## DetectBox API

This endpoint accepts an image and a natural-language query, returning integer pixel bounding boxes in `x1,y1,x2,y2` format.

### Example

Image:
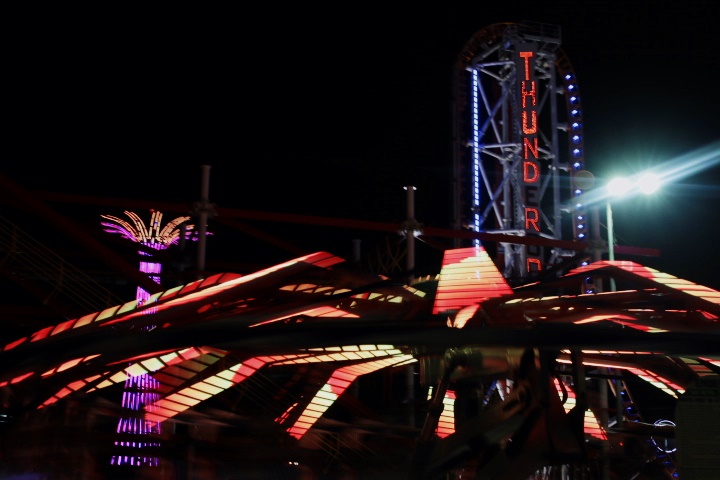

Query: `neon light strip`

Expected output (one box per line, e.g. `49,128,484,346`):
566,261,720,306
626,367,684,398
555,355,684,398
144,356,274,423
286,354,415,439
553,378,607,440
433,247,513,314
2,252,343,353
249,305,359,327
36,348,225,409
273,345,404,365
435,389,456,438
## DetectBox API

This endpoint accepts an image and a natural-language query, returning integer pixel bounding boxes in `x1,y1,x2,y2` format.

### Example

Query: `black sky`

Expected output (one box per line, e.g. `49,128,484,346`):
6,2,720,288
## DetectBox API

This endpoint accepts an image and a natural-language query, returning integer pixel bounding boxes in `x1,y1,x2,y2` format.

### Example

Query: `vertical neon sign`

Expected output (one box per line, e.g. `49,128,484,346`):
518,45,543,274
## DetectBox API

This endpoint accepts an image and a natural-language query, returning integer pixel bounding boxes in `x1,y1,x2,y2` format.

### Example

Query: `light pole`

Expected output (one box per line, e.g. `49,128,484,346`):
605,173,661,290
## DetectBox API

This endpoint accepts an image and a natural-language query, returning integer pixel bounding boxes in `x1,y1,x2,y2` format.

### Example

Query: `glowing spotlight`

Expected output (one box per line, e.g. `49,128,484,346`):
638,173,661,194
607,178,632,197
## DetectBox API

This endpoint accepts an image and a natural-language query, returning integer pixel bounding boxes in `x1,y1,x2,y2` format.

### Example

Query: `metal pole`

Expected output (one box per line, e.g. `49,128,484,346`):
404,186,416,427
196,165,211,280
606,201,614,262
405,186,416,285
606,201,616,291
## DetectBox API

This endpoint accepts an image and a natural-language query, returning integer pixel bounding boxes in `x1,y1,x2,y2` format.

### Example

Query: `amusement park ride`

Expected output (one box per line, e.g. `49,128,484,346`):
0,22,718,480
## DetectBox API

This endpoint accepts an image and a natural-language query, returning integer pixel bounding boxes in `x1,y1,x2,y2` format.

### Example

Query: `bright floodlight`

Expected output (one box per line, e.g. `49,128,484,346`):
607,177,632,197
637,172,661,194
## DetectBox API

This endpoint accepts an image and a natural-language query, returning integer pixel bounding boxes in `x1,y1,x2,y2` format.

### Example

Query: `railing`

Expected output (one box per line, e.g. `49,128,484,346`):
0,214,124,316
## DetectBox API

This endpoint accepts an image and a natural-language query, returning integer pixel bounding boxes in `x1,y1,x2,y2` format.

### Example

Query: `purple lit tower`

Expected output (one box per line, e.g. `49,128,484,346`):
100,209,193,467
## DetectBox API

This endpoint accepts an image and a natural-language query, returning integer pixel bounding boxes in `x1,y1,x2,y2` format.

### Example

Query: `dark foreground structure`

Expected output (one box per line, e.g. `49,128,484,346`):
1,248,718,479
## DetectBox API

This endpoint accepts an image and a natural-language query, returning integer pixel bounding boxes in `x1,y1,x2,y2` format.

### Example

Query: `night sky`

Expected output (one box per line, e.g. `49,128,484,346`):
6,2,720,289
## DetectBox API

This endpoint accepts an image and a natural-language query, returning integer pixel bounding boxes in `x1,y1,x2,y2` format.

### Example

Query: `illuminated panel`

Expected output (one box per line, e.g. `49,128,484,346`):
435,389,456,438
249,305,360,327
286,354,415,439
2,336,28,352
573,313,669,333
699,357,720,368
39,375,102,409
272,345,404,365
626,367,684,398
41,354,101,378
567,261,720,307
0,372,34,388
679,357,717,376
433,247,512,314
29,326,53,343
280,283,352,295
553,378,607,440
558,354,685,398
144,357,273,423
1,253,344,352
101,252,347,327
450,304,480,329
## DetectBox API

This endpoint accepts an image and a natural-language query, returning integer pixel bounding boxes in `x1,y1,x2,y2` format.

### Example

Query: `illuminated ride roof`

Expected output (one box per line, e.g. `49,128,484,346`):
0,247,718,478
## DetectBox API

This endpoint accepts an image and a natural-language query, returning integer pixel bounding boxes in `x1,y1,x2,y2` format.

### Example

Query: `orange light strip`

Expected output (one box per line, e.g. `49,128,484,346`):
626,367,684,398
558,355,685,398
144,356,274,423
573,313,636,324
280,283,351,295
272,345,404,365
38,375,103,409
2,253,342,354
553,378,607,440
41,354,102,378
432,247,513,314
567,261,720,306
435,389,456,438
699,357,720,368
248,305,359,328
34,348,227,409
679,357,717,376
286,354,415,439
451,304,480,328
0,274,232,352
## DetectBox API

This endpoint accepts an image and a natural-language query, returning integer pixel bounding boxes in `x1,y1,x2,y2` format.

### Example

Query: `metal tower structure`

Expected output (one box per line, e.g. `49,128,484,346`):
100,209,193,468
452,22,589,286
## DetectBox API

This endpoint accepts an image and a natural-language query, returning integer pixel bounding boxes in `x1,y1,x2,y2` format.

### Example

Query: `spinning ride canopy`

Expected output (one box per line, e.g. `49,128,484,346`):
0,247,718,478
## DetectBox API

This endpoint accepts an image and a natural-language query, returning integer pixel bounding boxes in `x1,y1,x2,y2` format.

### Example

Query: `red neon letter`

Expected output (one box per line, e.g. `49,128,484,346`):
519,51,533,81
524,161,540,183
522,111,537,134
523,137,538,160
527,257,542,273
525,207,540,232
521,80,536,108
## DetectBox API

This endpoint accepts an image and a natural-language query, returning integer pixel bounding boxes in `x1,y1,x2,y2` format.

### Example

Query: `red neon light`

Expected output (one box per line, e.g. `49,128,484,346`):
527,257,542,273
519,51,534,83
525,208,540,231
521,111,537,134
521,80,536,107
523,137,539,159
523,161,540,182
